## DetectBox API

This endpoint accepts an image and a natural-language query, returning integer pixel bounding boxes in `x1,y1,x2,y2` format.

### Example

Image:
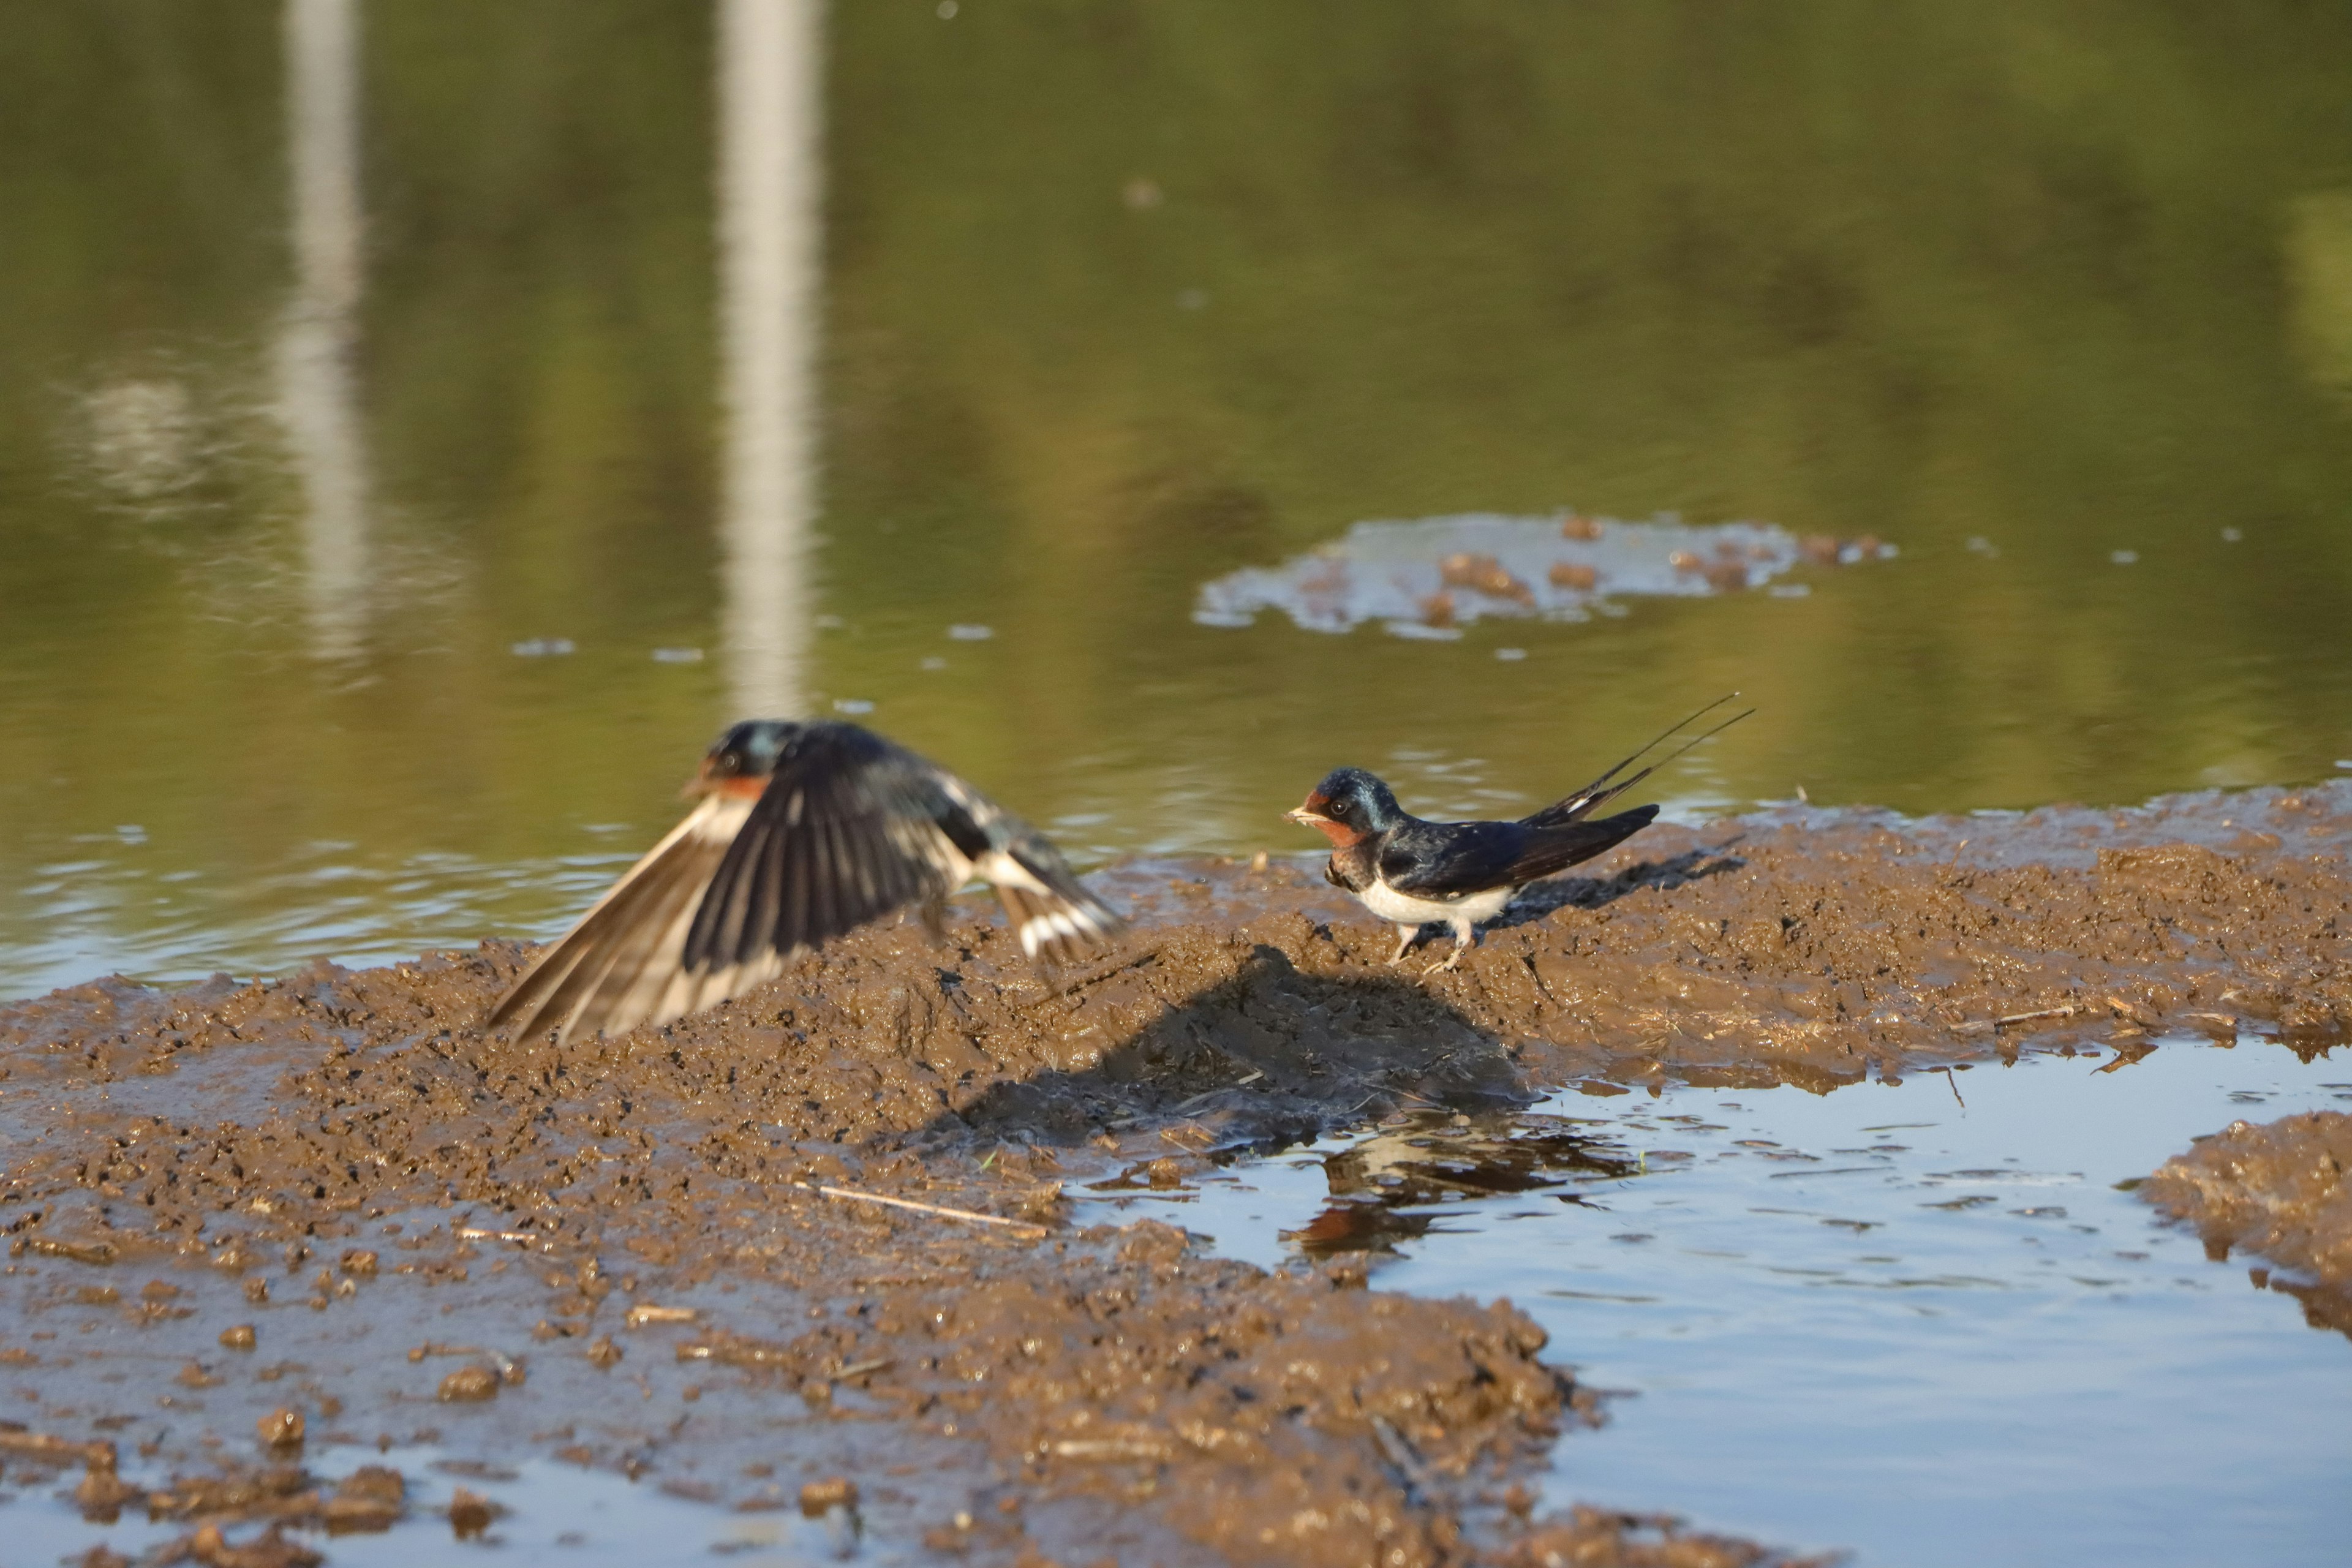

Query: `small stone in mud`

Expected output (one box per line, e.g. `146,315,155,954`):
220,1324,257,1350
175,1360,219,1389
1548,561,1598,592
339,1250,377,1278
586,1335,622,1369
257,1406,304,1449
799,1476,858,1517
1145,1157,1185,1189
243,1277,269,1305
1561,513,1603,540
447,1487,502,1540
437,1365,500,1403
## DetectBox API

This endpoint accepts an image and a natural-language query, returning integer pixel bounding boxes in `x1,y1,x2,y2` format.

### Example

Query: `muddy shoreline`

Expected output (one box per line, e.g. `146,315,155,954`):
1,785,2345,1565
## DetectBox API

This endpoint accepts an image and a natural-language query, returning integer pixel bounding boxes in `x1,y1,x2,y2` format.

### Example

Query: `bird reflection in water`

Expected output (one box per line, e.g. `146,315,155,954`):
1283,1113,1638,1257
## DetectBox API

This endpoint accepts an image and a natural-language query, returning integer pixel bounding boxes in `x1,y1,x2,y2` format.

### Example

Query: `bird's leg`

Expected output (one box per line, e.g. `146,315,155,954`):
1387,925,1423,966
1427,918,1478,974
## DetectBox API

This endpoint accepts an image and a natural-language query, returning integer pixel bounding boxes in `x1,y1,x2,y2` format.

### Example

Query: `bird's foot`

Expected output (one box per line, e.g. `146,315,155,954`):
1387,928,1422,966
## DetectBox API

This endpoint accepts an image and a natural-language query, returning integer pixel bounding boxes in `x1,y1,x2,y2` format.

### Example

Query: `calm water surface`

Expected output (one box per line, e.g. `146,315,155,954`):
6,4,2352,997
1087,1039,2352,1567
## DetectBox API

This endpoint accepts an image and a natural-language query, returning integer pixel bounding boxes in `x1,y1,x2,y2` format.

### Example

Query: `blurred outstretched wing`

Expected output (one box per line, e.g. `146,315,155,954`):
488,723,1121,1044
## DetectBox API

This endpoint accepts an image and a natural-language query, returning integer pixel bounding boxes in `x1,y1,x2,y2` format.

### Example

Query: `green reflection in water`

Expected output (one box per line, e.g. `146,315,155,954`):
2,1,2350,996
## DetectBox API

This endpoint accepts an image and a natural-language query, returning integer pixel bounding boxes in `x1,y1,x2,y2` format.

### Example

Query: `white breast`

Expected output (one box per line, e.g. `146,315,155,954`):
1357,878,1513,927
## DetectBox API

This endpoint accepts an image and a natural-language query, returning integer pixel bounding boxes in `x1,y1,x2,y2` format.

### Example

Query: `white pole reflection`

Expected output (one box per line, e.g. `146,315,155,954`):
277,0,371,660
717,0,824,719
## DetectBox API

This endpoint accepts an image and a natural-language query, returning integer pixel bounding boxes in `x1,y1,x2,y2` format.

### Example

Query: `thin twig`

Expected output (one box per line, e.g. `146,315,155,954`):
1941,1067,1966,1109
799,1182,1047,1238
1956,1004,2081,1035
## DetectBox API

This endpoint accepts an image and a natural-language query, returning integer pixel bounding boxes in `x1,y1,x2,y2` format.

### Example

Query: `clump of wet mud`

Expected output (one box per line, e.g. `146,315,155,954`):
0,783,2345,1562
2142,1110,2352,1336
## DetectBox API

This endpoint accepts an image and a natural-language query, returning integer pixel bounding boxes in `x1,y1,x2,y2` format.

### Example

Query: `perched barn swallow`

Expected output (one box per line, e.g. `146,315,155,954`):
1286,698,1750,971
489,720,1123,1044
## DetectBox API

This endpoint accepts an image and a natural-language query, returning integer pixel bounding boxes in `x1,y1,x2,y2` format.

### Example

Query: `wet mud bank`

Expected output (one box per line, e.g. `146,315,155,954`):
2143,1110,2352,1336
0,785,2345,1564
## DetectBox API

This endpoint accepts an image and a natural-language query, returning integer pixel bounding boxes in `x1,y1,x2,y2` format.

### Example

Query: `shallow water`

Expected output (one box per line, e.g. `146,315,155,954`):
9,5,2352,997
1082,1039,2352,1566
7,1441,863,1566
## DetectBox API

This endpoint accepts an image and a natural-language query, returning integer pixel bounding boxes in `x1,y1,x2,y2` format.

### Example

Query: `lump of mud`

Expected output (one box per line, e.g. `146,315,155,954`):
2143,1110,2352,1335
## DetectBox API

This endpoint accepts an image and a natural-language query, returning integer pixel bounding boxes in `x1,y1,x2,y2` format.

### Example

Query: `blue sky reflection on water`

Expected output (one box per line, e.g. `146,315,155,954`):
1095,1040,2352,1567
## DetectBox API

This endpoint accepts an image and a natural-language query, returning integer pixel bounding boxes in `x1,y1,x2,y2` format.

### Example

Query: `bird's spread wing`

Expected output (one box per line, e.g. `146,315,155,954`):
484,793,767,1046
679,723,965,974
1379,806,1659,900
489,723,1121,1044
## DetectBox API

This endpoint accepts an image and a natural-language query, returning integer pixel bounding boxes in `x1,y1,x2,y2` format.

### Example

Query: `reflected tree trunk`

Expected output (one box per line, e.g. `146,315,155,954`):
277,0,370,662
717,0,824,720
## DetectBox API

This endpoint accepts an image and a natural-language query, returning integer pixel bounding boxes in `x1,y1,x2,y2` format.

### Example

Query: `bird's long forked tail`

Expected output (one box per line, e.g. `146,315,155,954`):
1526,695,1755,827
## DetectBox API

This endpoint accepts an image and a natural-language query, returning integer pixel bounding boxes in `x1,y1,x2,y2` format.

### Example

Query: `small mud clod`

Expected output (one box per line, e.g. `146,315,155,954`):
74,1464,141,1522
586,1335,623,1369
323,1464,404,1533
257,1407,305,1449
800,1476,858,1515
242,1277,269,1305
447,1487,503,1540
179,1523,321,1568
437,1365,500,1403
220,1324,257,1351
339,1249,378,1278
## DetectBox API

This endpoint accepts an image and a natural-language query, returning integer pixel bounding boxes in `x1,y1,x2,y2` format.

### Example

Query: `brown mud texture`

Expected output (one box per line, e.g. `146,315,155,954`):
0,783,2345,1566
2142,1110,2352,1337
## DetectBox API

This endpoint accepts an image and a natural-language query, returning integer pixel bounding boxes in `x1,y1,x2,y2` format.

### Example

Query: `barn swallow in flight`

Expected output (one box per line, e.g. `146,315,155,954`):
1285,698,1750,971
489,720,1123,1044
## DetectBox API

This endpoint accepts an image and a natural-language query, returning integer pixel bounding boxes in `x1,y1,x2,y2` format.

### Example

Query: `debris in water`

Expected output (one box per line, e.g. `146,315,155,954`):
509,638,575,657
1196,511,1890,633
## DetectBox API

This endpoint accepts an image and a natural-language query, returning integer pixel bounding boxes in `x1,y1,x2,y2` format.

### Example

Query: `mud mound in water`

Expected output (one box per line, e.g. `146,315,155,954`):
2143,1110,2352,1336
0,784,2343,1562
